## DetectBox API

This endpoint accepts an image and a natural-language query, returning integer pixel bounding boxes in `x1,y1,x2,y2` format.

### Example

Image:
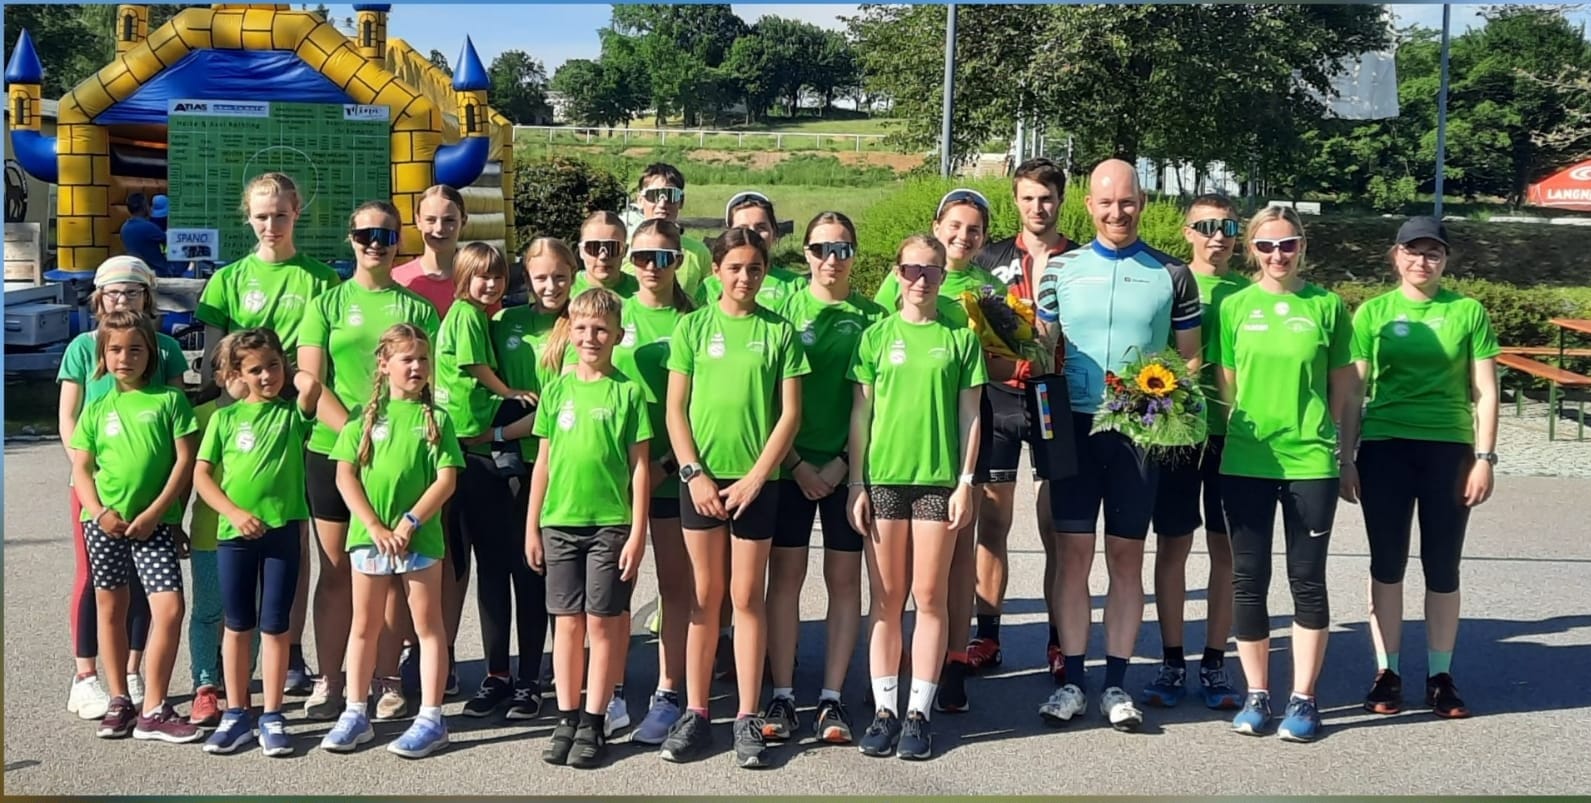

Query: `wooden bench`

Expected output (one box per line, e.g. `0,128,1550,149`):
1495,352,1591,440
1500,346,1591,359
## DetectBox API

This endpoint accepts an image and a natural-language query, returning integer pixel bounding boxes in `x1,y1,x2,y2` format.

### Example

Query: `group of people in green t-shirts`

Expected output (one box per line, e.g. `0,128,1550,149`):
55,156,1501,769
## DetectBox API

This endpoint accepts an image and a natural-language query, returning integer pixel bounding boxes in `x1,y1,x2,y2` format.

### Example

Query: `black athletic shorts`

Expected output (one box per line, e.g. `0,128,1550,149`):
1052,412,1157,539
544,525,635,617
1152,436,1229,537
773,479,863,552
304,449,349,523
680,477,780,540
649,495,680,520
985,375,1079,484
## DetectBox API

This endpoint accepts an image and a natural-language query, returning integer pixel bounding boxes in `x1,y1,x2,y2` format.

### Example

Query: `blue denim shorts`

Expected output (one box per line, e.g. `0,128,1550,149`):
349,546,440,576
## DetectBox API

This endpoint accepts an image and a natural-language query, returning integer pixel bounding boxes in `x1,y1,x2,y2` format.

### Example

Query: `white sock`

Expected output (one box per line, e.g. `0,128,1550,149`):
906,680,937,720
871,676,899,715
418,705,443,724
345,700,367,716
819,687,842,703
772,686,794,701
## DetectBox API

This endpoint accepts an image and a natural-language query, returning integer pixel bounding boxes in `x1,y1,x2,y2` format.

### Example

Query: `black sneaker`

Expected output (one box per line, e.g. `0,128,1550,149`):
1364,669,1403,714
505,678,544,721
896,711,933,760
542,719,577,765
567,723,606,769
813,698,853,744
857,709,901,757
659,710,712,764
463,675,514,717
732,716,768,769
761,695,798,741
934,660,970,713
1425,673,1471,719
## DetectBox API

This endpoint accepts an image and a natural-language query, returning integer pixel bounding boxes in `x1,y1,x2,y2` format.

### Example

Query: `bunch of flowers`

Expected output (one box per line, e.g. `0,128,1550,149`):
960,285,1052,373
1093,348,1207,460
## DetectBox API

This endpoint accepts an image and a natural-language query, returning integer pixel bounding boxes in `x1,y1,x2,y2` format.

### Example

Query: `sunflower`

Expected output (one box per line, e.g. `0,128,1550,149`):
1136,363,1178,397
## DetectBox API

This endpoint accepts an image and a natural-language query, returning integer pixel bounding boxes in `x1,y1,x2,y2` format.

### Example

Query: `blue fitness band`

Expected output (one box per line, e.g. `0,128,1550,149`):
403,511,422,530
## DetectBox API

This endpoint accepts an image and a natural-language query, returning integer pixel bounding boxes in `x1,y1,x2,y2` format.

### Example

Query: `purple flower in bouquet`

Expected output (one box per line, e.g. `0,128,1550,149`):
1142,411,1158,427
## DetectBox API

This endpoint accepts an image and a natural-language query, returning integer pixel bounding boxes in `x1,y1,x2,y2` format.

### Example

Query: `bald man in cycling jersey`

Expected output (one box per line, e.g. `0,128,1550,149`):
968,158,1079,684
1033,159,1202,732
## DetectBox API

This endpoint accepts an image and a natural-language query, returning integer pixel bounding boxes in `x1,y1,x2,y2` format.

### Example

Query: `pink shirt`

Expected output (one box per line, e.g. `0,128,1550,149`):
392,258,502,317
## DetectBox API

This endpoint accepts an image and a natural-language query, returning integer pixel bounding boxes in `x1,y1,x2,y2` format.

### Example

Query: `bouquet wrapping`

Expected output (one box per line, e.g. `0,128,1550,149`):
1092,348,1208,461
960,285,1052,374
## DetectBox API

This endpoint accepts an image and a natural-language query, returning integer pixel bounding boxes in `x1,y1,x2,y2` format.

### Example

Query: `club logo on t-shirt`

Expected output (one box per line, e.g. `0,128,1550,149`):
236,422,257,452
136,410,159,424
371,418,390,442
621,325,638,348
834,319,864,335
1393,321,1411,338
707,332,726,359
105,411,123,437
799,320,816,346
434,386,451,405
279,293,306,311
505,334,522,351
347,304,365,327
243,289,268,314
1285,317,1317,334
1274,302,1290,316
888,339,907,365
747,340,766,354
929,347,951,363
589,406,613,421
557,399,577,431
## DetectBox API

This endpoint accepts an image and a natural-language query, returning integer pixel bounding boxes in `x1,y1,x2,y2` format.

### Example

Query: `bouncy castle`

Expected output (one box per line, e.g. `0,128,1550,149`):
6,3,516,272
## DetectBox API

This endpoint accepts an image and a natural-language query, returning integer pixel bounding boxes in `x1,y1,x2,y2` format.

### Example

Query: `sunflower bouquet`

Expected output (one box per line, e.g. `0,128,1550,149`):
960,285,1052,373
1093,348,1207,460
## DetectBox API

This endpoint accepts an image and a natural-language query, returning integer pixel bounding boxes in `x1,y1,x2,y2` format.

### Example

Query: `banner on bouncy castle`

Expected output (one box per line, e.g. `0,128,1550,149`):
167,99,391,263
1526,159,1591,213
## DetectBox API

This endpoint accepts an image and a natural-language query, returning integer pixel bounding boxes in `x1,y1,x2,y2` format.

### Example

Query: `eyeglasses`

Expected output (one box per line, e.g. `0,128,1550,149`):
1189,218,1240,238
807,241,855,261
350,227,401,247
936,188,991,220
631,249,681,270
899,263,947,284
642,186,685,205
101,288,147,300
1399,244,1446,263
582,240,623,257
1253,237,1302,255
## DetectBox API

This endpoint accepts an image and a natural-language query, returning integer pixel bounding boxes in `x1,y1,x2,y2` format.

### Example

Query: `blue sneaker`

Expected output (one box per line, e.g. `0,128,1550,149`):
634,692,681,745
202,709,253,754
1140,664,1186,707
1200,665,1243,710
320,709,373,753
284,654,314,697
389,715,450,758
256,712,293,757
1278,696,1323,743
1232,692,1273,736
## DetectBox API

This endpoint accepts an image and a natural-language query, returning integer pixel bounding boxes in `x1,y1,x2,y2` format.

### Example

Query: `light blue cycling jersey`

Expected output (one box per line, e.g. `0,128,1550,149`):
1035,239,1202,414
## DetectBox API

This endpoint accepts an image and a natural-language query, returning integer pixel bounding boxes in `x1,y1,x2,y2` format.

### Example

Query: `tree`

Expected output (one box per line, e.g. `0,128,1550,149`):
4,4,191,97
428,48,452,77
725,33,782,123
608,4,748,125
488,49,551,125
810,31,860,111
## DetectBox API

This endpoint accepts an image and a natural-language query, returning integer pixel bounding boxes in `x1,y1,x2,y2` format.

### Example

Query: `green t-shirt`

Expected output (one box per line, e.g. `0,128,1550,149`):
623,232,712,302
329,399,466,559
1351,288,1500,445
1182,270,1252,436
613,297,688,499
197,397,313,540
572,271,640,299
848,314,988,487
196,252,341,355
58,330,189,406
531,371,653,527
665,304,811,479
435,301,502,440
491,305,562,393
872,264,1007,330
1218,283,1352,481
703,265,810,310
300,281,442,454
777,286,888,465
69,385,198,524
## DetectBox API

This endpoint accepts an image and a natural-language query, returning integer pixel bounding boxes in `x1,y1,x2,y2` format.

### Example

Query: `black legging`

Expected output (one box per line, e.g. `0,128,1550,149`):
1223,475,1339,640
455,452,548,680
1357,439,1473,593
75,575,150,658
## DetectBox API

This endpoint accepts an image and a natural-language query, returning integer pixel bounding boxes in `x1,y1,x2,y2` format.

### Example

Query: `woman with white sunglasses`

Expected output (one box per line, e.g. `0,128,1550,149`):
574,212,640,298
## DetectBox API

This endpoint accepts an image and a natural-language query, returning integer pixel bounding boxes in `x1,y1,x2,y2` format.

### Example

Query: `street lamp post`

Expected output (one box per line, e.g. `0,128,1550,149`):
1434,3,1452,217
939,3,957,177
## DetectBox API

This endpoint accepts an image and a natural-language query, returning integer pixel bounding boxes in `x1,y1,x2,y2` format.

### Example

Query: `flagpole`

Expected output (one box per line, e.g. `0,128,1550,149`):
1434,3,1452,217
939,3,957,177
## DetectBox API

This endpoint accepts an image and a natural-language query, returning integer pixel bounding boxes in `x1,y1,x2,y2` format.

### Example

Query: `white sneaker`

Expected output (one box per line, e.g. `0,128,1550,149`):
1100,685,1144,732
605,694,630,737
126,674,145,708
68,674,111,720
1039,683,1087,724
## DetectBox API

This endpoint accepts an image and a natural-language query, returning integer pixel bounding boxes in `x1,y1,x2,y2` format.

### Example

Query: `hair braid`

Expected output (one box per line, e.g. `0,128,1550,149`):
419,385,441,446
357,373,387,467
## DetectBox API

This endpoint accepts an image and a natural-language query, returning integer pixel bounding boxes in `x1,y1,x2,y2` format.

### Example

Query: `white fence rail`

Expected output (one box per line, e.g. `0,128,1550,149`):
512,124,892,152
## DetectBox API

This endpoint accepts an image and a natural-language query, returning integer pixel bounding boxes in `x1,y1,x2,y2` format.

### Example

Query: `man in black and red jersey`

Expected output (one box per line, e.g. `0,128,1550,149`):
965,157,1079,685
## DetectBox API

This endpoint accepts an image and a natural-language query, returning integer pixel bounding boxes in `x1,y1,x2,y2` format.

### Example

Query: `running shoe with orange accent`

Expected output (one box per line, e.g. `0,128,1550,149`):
966,637,1003,672
1363,669,1403,714
1425,673,1471,719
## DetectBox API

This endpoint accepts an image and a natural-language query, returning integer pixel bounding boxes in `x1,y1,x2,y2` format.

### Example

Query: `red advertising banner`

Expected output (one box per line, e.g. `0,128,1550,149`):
1527,159,1591,212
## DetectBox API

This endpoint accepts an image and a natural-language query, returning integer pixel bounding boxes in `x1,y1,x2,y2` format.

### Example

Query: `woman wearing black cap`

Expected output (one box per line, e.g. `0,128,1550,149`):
1342,216,1500,719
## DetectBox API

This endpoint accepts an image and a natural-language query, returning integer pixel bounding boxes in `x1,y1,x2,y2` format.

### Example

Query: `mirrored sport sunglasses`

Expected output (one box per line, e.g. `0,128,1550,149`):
935,188,991,219
642,186,685,205
1190,217,1240,238
350,227,401,247
630,248,682,270
1253,236,1302,255
899,263,946,284
806,241,856,261
582,239,623,257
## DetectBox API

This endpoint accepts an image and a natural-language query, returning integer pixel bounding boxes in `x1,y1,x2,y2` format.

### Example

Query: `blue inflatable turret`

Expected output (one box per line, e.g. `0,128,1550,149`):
434,35,491,188
7,29,59,183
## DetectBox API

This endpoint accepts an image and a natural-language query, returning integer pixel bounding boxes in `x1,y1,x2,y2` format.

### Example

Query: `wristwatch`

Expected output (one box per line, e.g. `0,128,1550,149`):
679,462,704,483
958,472,976,487
1475,451,1498,465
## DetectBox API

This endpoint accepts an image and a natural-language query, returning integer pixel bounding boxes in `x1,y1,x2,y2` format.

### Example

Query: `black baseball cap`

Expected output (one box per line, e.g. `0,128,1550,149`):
1396,216,1449,247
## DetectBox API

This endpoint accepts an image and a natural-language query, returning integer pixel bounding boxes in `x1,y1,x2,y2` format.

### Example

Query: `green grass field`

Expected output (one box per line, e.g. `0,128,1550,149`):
680,183,900,234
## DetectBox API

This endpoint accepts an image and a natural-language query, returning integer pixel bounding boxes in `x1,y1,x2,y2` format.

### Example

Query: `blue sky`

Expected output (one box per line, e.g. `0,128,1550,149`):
330,3,1591,75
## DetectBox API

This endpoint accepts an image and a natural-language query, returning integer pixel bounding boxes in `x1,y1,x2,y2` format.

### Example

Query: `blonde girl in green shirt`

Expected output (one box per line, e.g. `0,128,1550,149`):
68,312,201,744
322,323,464,758
1344,217,1500,720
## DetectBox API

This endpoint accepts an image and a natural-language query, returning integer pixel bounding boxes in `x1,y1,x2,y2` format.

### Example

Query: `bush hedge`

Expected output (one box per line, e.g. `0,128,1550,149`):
512,154,629,248
1332,279,1591,351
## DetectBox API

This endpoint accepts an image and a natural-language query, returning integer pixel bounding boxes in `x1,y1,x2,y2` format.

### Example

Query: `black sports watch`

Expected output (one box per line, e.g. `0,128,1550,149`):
1474,451,1498,465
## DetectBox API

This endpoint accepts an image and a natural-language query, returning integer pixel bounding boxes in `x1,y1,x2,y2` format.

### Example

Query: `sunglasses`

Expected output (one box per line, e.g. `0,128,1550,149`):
350,227,401,248
1253,237,1302,255
936,188,991,220
582,239,622,257
642,186,685,205
807,241,855,261
631,249,681,270
899,263,947,284
1190,218,1240,238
